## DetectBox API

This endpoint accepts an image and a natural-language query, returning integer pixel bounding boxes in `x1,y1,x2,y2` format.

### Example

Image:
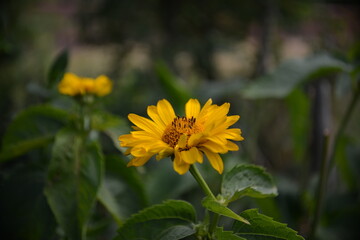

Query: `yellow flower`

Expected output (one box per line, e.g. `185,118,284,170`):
58,73,112,97
119,99,244,175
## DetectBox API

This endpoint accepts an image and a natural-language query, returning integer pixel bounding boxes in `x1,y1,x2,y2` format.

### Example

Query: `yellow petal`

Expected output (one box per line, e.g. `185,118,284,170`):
223,128,244,141
185,99,201,118
173,152,190,174
147,105,166,130
131,147,148,157
225,141,239,151
177,134,188,149
200,140,228,154
128,113,162,137
157,99,176,125
197,99,213,120
202,148,224,174
180,148,198,164
188,133,204,146
156,148,174,160
127,154,152,167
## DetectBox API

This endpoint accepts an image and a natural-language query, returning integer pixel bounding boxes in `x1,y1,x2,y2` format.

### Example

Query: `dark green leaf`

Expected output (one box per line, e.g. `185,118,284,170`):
214,227,246,240
44,129,103,240
202,196,249,224
115,200,196,240
233,209,304,240
242,54,349,99
47,49,68,88
0,167,56,240
0,105,69,162
221,164,277,203
157,225,196,240
155,60,191,109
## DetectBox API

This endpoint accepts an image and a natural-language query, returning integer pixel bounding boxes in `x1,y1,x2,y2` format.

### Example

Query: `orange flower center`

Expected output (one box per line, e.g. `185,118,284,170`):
162,116,202,148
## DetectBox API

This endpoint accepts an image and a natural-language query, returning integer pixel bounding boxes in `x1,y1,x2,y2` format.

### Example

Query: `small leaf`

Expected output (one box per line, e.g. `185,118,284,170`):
233,209,304,240
221,164,277,203
214,227,246,240
47,49,68,88
0,105,69,162
44,129,103,240
242,54,349,99
202,196,249,224
115,200,196,240
157,225,196,240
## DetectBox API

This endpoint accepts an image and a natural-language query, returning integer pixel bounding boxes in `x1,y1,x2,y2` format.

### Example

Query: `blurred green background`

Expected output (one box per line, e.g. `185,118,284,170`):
1,0,360,239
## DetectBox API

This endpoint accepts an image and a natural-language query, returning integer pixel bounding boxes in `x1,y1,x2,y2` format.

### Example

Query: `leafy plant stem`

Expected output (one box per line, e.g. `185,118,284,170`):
309,131,330,240
310,82,359,239
327,82,360,173
189,164,219,237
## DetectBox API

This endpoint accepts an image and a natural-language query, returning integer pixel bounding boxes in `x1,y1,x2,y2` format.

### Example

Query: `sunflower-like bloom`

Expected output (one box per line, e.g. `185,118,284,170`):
58,72,112,97
119,99,244,175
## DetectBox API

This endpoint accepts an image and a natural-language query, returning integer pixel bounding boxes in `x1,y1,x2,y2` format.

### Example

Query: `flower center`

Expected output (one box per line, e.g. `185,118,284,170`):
162,116,202,148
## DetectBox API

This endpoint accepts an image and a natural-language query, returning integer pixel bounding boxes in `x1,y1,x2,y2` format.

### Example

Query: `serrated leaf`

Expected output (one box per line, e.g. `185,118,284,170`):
47,49,68,88
157,225,196,240
202,196,249,224
44,129,103,240
242,54,349,99
233,209,304,240
214,227,246,240
0,105,69,162
221,164,277,203
115,200,196,240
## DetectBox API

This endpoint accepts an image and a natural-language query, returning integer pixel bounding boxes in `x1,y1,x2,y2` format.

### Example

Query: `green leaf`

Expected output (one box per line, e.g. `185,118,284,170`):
202,196,249,224
233,209,304,240
155,60,191,109
44,129,103,240
221,164,277,203
242,54,349,99
47,49,68,88
157,225,196,240
115,200,196,240
0,105,69,162
0,167,56,240
214,227,246,240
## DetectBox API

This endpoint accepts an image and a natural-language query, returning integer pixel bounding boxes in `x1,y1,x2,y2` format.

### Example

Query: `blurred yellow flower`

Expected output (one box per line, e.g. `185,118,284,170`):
119,99,244,175
58,73,112,97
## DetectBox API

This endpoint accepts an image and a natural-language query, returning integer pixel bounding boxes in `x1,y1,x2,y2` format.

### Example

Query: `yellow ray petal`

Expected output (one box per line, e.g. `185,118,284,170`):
202,148,224,174
225,141,239,151
157,99,176,125
177,134,188,149
200,140,228,153
185,99,201,118
128,113,162,137
127,154,153,167
173,152,190,174
180,148,198,164
147,105,166,130
188,133,204,146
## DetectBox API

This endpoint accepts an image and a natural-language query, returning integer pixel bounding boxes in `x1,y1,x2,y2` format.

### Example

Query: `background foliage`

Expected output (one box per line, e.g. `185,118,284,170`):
1,0,360,239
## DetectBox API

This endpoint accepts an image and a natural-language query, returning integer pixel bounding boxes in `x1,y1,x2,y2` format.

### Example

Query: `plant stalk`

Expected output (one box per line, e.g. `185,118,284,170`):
189,164,219,237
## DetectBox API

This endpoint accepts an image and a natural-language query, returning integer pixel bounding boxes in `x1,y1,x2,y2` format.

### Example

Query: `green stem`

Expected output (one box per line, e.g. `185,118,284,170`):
189,164,216,200
189,164,219,237
309,131,330,240
309,82,360,239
